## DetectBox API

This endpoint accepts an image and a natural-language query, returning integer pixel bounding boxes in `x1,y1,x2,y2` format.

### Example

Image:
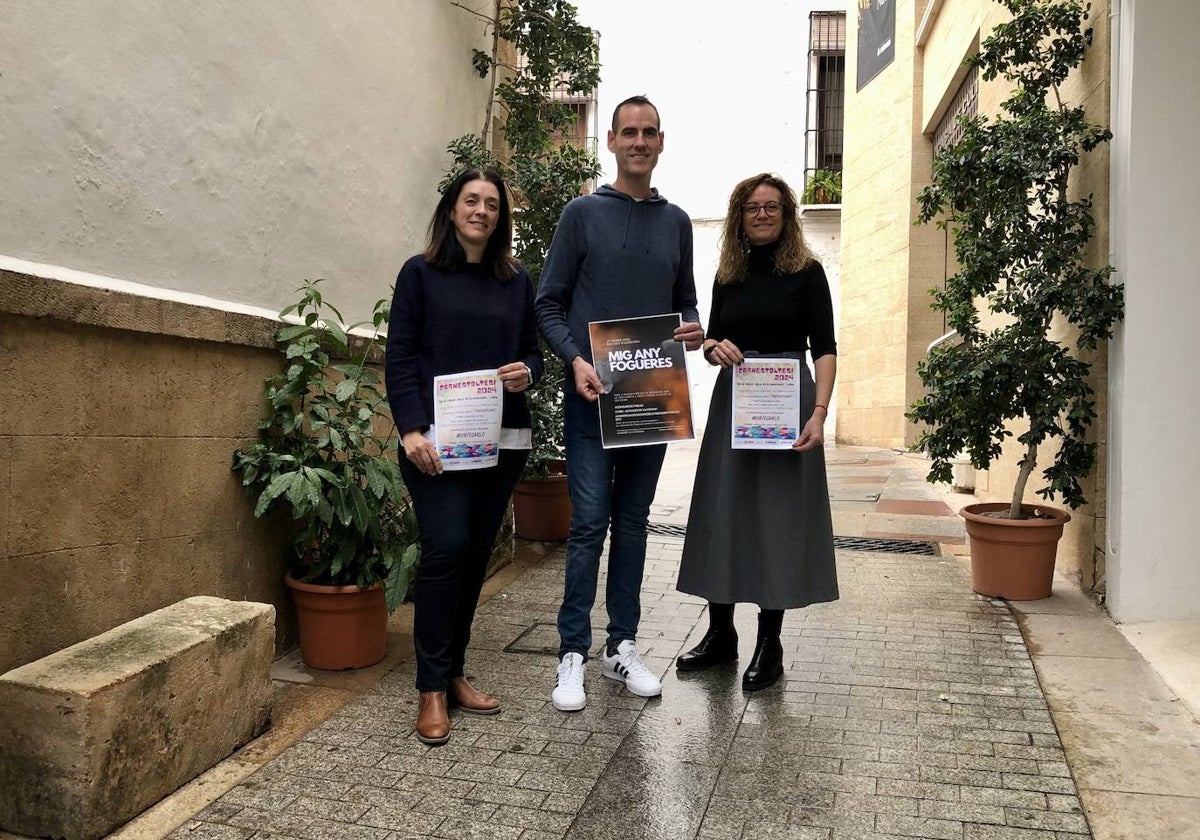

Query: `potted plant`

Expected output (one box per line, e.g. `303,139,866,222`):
802,168,842,204
907,0,1124,599
233,279,420,668
445,0,602,540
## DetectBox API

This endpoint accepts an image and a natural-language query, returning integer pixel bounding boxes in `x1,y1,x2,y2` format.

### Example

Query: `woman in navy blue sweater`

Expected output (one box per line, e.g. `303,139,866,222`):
386,169,542,745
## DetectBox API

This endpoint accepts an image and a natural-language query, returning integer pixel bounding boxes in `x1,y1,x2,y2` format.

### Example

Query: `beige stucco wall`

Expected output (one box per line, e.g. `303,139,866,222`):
842,0,1114,587
840,0,946,448
0,1,492,322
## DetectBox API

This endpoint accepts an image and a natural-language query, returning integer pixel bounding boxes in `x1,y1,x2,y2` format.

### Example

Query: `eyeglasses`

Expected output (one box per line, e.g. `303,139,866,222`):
742,202,782,217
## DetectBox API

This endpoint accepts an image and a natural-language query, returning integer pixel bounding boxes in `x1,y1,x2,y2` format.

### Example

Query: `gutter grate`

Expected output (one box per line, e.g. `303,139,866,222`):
646,522,688,538
646,522,939,556
833,536,939,555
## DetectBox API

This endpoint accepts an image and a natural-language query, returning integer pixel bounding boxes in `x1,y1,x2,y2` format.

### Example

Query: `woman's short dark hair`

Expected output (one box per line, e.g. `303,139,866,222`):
425,168,518,281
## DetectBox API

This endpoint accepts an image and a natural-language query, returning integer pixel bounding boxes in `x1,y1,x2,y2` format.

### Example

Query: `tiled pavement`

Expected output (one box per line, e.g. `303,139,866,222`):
173,445,1095,840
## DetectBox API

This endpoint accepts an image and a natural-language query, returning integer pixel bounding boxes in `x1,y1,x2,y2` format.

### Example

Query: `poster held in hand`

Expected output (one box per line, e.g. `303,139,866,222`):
588,313,695,449
731,358,801,449
432,369,503,470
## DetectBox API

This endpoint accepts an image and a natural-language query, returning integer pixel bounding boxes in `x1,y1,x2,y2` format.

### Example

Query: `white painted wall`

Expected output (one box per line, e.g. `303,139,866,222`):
1107,0,1200,621
0,1,492,321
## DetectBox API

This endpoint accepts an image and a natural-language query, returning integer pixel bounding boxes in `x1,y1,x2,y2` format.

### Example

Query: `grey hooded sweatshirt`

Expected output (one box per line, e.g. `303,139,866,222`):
535,184,701,366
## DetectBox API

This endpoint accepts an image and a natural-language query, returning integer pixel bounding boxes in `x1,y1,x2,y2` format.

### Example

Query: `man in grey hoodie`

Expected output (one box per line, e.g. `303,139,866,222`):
535,95,704,711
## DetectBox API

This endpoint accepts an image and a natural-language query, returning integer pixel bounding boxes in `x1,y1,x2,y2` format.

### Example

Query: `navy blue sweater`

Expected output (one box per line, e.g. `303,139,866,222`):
385,255,543,436
535,184,701,365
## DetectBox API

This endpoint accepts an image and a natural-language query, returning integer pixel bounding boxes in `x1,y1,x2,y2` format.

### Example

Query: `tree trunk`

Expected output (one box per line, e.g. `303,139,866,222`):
1010,440,1037,518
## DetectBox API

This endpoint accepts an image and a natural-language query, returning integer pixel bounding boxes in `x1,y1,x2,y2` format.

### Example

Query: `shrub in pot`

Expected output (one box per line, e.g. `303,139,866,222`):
907,0,1124,599
233,280,420,667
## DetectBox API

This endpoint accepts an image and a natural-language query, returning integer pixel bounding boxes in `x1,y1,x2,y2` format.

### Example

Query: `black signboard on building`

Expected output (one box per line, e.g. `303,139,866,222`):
856,0,895,91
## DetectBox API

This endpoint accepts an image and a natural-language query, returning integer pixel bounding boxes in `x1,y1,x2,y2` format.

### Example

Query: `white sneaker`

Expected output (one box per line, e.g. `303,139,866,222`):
601,640,662,698
552,652,586,711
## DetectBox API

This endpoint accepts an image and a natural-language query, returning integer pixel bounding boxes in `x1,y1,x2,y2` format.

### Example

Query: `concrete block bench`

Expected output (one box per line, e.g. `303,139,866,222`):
0,596,275,840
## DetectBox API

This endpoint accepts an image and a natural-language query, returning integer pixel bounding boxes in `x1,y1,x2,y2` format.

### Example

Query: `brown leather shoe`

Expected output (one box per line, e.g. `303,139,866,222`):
415,691,450,745
449,676,502,715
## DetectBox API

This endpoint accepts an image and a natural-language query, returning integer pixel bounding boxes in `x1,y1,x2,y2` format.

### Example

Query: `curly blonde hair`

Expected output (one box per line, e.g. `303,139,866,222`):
715,173,815,284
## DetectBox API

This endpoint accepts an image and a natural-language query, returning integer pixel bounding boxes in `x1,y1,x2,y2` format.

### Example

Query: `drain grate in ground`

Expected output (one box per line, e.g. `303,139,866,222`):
833,536,939,555
646,522,688,538
648,522,938,556
503,621,560,655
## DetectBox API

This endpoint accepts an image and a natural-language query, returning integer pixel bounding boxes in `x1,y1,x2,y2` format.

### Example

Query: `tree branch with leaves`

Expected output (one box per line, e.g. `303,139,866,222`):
446,0,602,478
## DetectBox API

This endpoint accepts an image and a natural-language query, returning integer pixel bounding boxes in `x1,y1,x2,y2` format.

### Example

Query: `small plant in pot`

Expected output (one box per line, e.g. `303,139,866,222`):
907,0,1124,599
233,279,420,668
802,168,842,205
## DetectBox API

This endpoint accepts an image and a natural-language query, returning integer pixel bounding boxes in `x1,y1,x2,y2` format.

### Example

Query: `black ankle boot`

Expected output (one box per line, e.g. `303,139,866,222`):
676,603,737,671
676,626,738,670
742,610,784,691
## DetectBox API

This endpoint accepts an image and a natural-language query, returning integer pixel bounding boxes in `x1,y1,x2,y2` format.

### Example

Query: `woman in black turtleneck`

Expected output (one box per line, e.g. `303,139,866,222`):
675,172,839,691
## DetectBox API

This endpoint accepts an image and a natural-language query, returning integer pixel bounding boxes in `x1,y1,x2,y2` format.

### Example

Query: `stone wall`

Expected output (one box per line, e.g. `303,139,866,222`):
0,273,294,672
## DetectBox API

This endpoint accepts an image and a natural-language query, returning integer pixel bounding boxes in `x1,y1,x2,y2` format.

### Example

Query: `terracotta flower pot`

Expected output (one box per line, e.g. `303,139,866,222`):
512,466,571,542
961,502,1071,600
284,573,387,670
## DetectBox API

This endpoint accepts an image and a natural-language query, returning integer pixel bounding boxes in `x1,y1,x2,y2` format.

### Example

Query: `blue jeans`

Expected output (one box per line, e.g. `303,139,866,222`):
558,392,667,660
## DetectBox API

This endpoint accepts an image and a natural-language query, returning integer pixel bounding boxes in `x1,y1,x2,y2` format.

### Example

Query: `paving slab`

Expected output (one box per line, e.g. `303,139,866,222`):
1078,789,1200,840
6,445,1185,840
169,519,1093,840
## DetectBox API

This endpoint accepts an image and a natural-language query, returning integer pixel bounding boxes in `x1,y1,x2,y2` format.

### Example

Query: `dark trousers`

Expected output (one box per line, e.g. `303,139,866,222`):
400,448,528,691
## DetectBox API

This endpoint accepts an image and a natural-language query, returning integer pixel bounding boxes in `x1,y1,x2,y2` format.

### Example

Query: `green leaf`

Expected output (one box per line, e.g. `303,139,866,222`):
254,472,296,518
348,485,371,533
335,379,358,403
324,319,349,352
330,536,356,579
276,324,310,342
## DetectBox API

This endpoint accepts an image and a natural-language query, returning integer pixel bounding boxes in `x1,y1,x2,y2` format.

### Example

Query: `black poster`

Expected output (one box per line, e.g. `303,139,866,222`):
857,0,896,91
588,314,694,449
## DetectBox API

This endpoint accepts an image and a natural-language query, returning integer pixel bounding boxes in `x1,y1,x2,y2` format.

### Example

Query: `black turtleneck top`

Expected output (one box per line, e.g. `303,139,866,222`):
706,243,837,360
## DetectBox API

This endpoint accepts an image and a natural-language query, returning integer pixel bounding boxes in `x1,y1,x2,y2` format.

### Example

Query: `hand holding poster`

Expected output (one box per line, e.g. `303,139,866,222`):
588,314,695,449
731,358,801,449
432,369,503,470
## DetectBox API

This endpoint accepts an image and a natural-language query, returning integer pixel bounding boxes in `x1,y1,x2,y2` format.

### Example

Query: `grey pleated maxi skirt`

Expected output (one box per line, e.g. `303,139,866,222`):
677,356,839,610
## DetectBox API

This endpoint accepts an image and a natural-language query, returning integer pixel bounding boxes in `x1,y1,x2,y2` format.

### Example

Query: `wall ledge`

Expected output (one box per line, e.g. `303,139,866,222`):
0,259,279,350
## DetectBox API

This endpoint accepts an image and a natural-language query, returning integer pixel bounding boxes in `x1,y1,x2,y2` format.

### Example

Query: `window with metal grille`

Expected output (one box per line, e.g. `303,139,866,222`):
805,11,846,185
933,64,979,156
515,36,599,157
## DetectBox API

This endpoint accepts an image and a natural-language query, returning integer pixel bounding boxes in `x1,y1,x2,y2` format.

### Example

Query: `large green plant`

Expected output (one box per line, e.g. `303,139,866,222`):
908,0,1124,518
445,0,602,478
233,280,419,610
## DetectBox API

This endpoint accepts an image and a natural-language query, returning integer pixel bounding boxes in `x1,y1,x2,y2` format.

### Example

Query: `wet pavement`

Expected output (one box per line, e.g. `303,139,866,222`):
169,443,1097,840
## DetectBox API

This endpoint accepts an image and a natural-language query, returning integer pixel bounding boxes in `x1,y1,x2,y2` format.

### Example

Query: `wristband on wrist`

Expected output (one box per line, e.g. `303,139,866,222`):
814,403,828,413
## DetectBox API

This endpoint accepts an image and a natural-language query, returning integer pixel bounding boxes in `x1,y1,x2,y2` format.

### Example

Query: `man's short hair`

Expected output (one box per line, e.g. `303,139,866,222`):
611,95,660,132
